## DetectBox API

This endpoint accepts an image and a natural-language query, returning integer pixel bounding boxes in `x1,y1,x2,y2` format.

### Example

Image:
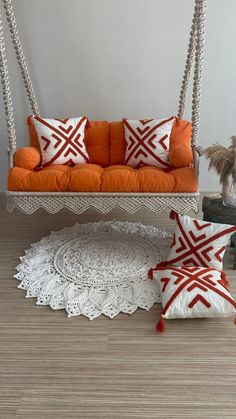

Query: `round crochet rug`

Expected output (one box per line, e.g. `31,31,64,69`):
15,221,171,319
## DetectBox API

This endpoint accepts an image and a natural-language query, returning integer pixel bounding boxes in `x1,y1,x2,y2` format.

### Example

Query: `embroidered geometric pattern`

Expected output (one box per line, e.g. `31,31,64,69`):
155,266,236,319
123,117,175,169
33,116,89,167
168,212,236,270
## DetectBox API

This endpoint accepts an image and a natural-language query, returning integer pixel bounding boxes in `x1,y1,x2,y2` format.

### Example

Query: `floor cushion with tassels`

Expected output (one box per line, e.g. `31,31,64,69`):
150,265,236,333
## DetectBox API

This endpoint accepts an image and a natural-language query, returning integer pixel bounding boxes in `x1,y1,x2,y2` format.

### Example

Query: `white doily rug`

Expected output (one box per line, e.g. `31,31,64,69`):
15,221,171,319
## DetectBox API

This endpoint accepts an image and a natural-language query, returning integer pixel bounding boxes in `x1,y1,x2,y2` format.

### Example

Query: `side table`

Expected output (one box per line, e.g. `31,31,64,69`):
202,196,236,270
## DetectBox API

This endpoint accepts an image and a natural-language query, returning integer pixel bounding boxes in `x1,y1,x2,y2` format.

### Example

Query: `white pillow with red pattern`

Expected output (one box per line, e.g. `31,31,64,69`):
167,211,236,270
152,265,236,332
32,115,89,167
123,117,175,169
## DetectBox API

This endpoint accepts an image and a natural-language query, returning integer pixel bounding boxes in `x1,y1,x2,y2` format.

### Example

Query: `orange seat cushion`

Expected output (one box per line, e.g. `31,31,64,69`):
27,117,110,167
8,164,102,193
101,166,139,192
138,167,176,192
109,119,193,168
8,165,197,193
171,167,198,192
101,166,197,193
68,164,103,192
8,165,70,192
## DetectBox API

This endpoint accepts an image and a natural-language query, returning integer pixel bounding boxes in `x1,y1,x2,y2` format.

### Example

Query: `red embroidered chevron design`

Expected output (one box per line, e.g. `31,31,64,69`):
160,277,170,292
123,117,175,169
156,266,236,318
187,283,208,292
58,124,73,134
41,136,51,151
188,294,211,309
201,246,214,262
189,231,207,243
33,116,89,167
140,119,153,125
168,213,236,270
176,237,187,253
171,271,185,284
193,220,212,230
55,118,69,124
170,234,176,248
159,134,169,150
215,246,226,262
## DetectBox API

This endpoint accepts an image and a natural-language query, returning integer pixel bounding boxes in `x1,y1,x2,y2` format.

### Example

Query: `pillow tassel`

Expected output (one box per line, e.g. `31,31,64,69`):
148,261,168,280
221,271,229,289
156,316,165,333
148,269,153,280
169,210,178,220
234,318,236,326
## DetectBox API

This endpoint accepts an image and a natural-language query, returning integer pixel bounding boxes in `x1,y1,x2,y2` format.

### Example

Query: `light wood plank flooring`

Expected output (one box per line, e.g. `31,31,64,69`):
0,194,236,418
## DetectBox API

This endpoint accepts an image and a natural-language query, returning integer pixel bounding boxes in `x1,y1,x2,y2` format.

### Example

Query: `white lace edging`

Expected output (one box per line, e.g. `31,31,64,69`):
15,221,171,319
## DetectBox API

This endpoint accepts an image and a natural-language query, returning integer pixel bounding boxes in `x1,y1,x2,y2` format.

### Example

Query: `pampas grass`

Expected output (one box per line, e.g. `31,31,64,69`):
204,137,236,185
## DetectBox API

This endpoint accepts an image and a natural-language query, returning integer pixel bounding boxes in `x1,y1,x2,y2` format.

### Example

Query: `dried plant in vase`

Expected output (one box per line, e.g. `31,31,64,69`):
204,136,236,207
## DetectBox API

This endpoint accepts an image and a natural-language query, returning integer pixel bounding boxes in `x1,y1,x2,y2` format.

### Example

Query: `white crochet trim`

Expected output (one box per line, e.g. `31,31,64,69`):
15,221,171,319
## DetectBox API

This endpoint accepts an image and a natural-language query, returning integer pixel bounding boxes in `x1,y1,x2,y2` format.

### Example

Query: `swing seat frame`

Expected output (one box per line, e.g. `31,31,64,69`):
6,192,200,215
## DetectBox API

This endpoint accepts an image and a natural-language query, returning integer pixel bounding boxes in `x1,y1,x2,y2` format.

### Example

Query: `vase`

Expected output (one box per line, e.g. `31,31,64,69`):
222,177,236,208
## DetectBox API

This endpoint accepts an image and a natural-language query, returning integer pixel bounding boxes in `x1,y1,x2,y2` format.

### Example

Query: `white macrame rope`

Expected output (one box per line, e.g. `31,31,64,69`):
0,5,16,167
178,0,207,152
2,0,39,116
191,0,207,150
178,2,198,119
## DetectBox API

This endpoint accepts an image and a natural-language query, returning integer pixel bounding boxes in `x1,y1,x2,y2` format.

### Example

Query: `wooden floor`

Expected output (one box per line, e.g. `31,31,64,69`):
0,194,236,419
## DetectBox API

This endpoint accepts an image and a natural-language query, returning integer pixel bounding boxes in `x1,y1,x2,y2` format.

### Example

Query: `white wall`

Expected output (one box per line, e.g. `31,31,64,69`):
1,0,236,191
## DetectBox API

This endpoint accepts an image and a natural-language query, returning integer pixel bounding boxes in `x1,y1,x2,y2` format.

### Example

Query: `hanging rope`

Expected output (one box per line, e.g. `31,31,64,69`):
178,0,207,155
191,0,207,152
0,5,16,167
2,0,40,116
178,2,198,119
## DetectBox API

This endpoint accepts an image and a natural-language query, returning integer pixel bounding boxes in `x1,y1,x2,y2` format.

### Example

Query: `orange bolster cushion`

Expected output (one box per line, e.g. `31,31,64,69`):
14,146,41,170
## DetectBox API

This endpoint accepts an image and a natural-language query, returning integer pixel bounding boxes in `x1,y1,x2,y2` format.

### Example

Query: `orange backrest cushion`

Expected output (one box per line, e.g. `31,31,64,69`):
170,118,192,148
27,116,110,167
169,119,193,167
28,116,39,148
84,121,110,167
109,121,126,166
109,118,192,167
